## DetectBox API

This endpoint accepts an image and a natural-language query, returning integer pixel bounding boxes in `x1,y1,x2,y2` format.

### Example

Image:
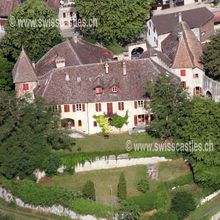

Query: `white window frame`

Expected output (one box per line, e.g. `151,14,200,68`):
76,103,82,111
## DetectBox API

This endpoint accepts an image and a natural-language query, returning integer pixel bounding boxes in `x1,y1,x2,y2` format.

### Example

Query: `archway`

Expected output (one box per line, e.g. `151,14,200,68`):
206,91,212,99
61,118,75,129
131,47,144,59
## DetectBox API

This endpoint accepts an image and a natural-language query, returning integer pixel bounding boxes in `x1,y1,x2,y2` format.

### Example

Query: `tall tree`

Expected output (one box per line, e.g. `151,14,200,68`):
75,0,153,45
0,92,73,179
0,55,13,91
149,74,192,140
118,172,127,201
1,0,63,61
202,31,220,81
179,97,220,189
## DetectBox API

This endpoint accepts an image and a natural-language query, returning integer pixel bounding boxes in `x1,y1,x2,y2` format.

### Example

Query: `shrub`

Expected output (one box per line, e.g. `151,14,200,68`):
118,200,140,220
118,172,127,201
82,180,96,201
42,154,61,176
149,211,177,220
137,178,149,193
164,174,193,189
171,191,196,220
110,111,129,129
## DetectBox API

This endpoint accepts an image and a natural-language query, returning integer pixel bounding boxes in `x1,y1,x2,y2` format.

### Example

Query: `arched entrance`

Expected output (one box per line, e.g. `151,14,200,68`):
206,91,212,99
61,118,75,129
193,87,202,96
131,47,144,59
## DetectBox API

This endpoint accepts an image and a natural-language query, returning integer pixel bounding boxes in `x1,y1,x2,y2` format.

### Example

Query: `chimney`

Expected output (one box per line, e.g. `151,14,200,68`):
178,12,182,23
55,56,65,68
122,61,126,75
32,61,35,69
65,73,70,81
105,62,109,74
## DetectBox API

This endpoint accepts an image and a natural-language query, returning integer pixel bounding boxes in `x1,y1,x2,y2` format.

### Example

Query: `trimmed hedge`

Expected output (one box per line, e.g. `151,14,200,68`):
128,151,179,159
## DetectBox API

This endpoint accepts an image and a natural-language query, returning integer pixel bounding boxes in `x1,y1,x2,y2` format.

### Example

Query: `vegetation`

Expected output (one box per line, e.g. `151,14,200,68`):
137,178,149,193
149,74,191,139
110,111,129,129
75,0,153,45
93,115,110,135
82,180,96,201
202,31,220,81
42,154,61,176
0,55,13,91
1,0,63,61
118,200,140,220
149,211,177,220
171,191,196,220
0,93,73,179
118,172,127,201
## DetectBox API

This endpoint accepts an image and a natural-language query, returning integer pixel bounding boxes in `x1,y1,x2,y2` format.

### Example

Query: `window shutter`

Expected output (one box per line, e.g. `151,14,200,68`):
180,70,186,76
64,105,69,112
134,115,138,126
82,104,85,112
95,103,98,112
122,102,124,110
72,104,76,112
99,103,102,112
134,101,137,109
118,102,121,110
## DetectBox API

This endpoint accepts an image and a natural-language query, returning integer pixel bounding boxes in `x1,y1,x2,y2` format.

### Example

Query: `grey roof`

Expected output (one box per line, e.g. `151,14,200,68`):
12,49,37,83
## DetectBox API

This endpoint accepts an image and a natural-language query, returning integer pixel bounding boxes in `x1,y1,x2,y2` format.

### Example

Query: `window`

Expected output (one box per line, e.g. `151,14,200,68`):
180,81,186,89
153,27,156,32
63,13,66,18
78,120,82,127
149,21,151,27
118,102,124,111
148,29,150,35
95,103,102,112
112,86,118,93
64,104,70,112
138,100,144,107
23,83,29,91
93,121,97,127
76,104,82,111
70,12,73,17
180,69,186,77
96,87,103,94
58,105,62,113
193,73,199,78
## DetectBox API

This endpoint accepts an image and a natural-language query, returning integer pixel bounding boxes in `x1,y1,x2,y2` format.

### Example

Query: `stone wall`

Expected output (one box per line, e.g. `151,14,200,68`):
0,186,107,220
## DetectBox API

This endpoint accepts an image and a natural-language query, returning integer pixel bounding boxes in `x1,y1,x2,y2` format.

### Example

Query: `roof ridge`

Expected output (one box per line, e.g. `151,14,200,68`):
67,39,83,65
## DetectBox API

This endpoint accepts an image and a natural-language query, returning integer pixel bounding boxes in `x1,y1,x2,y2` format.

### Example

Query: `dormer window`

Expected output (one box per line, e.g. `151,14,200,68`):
23,83,29,91
96,87,103,94
112,86,118,93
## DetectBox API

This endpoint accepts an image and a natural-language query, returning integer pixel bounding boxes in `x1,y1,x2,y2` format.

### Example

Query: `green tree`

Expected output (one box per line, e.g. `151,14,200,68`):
0,92,73,179
202,31,220,80
118,200,140,220
170,191,196,220
149,211,177,220
42,154,61,176
82,180,96,201
75,0,153,45
179,97,220,189
136,178,149,193
110,111,129,129
149,74,192,140
0,55,13,91
1,0,63,61
118,172,127,201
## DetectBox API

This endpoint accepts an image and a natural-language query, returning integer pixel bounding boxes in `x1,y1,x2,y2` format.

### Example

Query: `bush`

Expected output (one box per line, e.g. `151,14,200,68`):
149,211,177,220
82,180,96,201
118,172,127,201
118,200,140,220
137,178,149,193
164,174,193,189
171,191,196,220
42,154,61,176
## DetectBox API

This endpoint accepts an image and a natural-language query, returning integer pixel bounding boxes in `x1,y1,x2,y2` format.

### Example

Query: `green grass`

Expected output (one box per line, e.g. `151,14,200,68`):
188,194,220,220
0,198,68,220
82,36,97,44
106,43,124,54
72,133,158,153
42,166,147,205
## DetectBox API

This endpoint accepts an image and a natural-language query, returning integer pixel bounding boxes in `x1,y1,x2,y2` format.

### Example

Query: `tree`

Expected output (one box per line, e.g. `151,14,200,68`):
110,111,129,129
0,55,13,91
149,211,177,220
75,0,153,45
136,178,149,193
178,97,220,189
0,92,73,179
202,31,220,81
118,172,127,201
42,154,61,176
1,0,63,61
170,191,196,220
118,200,140,220
149,74,192,140
82,180,96,201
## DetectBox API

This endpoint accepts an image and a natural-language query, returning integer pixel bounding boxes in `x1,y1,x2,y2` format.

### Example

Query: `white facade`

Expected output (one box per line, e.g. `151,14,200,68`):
59,100,152,134
146,20,158,48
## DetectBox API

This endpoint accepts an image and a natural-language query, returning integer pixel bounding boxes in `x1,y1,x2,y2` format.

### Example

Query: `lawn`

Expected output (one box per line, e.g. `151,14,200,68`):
71,133,158,153
42,166,147,205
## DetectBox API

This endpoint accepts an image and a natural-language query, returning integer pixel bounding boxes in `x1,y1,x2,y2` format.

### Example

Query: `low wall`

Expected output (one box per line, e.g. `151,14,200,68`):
75,156,171,173
0,187,107,220
200,189,220,205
